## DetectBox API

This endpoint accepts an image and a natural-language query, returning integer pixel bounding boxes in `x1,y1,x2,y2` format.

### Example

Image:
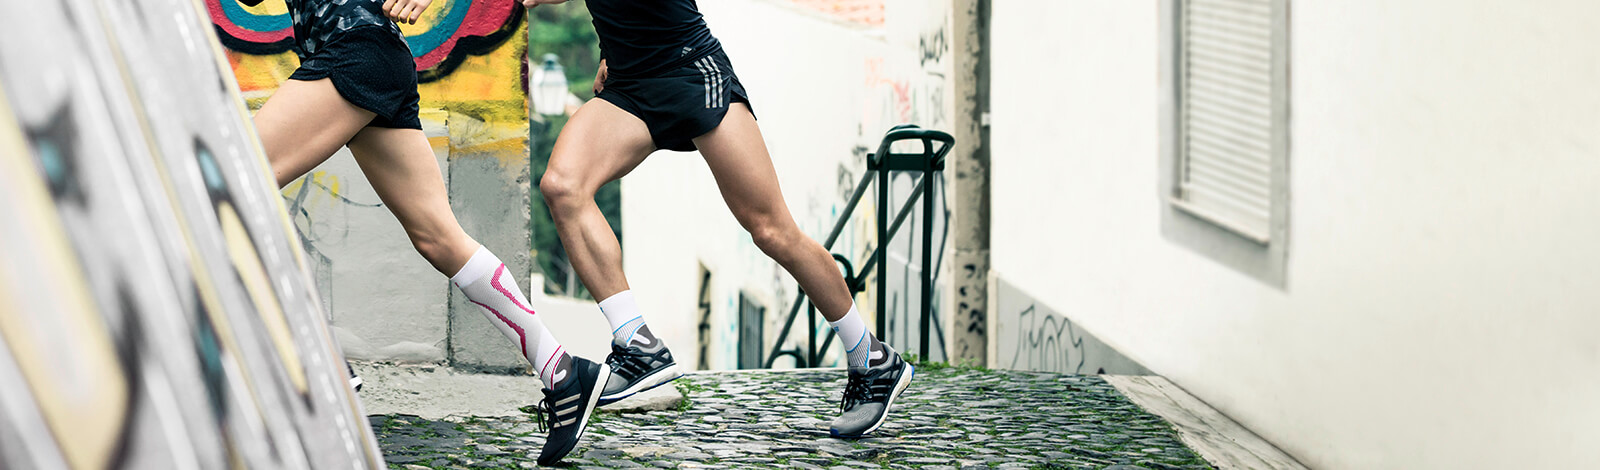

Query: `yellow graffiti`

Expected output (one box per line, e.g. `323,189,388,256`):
227,20,530,106
396,0,452,34
239,0,287,15
280,176,305,198
415,32,528,104
318,171,342,198
96,3,291,447
0,88,130,470
280,171,355,208
218,202,310,394
226,49,300,94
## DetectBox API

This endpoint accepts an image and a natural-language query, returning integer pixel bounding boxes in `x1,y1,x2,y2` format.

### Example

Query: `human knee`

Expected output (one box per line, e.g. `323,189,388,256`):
539,169,591,214
748,221,797,257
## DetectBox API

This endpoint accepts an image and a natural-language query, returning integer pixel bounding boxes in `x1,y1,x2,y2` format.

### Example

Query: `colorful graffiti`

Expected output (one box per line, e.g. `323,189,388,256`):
205,0,532,369
0,0,381,467
206,0,524,82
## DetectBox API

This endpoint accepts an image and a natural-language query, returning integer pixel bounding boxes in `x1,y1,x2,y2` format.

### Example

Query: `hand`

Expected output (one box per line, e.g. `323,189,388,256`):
521,0,569,8
382,0,431,24
593,59,607,94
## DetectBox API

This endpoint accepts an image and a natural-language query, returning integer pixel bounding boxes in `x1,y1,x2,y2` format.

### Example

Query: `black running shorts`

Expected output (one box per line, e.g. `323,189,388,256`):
596,50,753,152
288,26,422,130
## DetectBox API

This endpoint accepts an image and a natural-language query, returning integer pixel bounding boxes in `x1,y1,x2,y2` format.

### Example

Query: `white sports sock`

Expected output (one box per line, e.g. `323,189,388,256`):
453,246,568,388
828,305,881,367
598,290,650,346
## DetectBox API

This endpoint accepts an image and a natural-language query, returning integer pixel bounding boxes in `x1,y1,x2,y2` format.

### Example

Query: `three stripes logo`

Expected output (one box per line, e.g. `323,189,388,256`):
693,57,726,109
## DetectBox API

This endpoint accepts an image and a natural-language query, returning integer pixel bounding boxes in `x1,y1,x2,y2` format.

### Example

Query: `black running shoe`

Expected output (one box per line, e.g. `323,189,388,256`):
830,342,915,438
598,326,682,406
535,356,609,466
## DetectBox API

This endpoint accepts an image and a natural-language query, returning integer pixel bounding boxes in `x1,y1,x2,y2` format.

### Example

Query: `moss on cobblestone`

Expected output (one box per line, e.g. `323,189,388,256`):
371,368,1215,469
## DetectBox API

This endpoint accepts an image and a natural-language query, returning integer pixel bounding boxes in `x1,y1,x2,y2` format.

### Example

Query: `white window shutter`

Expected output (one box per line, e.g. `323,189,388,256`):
1176,0,1279,243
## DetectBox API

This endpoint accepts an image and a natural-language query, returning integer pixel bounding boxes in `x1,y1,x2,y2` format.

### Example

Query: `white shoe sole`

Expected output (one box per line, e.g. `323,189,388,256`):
838,362,915,437
599,363,683,404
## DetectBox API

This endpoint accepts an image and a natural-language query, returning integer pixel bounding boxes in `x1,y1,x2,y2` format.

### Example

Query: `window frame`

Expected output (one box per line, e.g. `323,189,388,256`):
1158,0,1291,288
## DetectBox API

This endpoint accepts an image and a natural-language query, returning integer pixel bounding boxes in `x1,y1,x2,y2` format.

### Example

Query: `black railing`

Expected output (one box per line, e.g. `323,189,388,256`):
765,124,953,368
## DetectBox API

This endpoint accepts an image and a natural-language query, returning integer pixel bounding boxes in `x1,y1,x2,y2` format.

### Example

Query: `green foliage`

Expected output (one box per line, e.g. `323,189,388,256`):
902,354,990,373
525,3,619,299
673,381,697,412
675,379,708,395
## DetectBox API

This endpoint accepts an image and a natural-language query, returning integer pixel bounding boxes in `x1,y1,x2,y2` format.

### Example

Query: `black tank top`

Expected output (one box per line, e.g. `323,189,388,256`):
285,0,406,58
586,0,722,79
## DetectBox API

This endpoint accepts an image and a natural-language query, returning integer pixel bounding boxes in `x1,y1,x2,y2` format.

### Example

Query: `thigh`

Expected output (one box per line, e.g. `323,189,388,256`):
545,98,657,191
254,78,375,187
344,126,457,238
691,103,795,227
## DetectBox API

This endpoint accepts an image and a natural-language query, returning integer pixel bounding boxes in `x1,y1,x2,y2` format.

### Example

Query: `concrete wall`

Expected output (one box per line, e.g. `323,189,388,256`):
0,0,381,467
621,0,960,370
988,1,1600,468
208,0,539,370
990,277,1149,376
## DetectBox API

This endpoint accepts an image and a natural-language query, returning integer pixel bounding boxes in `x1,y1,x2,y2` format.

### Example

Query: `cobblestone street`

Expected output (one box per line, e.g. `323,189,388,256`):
370,366,1213,469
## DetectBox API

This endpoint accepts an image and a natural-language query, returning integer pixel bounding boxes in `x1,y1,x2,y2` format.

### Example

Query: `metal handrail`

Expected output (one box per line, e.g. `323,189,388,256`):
765,124,953,368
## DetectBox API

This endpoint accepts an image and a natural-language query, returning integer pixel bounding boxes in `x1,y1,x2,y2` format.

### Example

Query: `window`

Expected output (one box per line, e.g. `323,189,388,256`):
695,266,713,370
736,292,766,370
1160,0,1290,287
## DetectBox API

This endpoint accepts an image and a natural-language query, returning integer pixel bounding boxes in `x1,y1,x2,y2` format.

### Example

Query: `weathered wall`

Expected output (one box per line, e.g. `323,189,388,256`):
207,0,535,369
989,278,1149,376
944,0,989,366
0,0,380,467
622,0,961,370
989,1,1600,468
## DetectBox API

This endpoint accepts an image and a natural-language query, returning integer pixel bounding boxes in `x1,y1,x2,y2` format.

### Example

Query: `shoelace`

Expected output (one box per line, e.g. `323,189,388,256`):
840,371,873,412
606,344,650,377
534,391,557,432
604,344,628,369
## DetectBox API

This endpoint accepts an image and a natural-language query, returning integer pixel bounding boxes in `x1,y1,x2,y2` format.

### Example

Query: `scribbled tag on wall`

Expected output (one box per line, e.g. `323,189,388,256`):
993,276,1151,376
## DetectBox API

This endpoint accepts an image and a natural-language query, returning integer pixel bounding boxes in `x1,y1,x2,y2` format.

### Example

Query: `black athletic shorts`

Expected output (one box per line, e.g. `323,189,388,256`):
597,50,753,152
289,26,422,130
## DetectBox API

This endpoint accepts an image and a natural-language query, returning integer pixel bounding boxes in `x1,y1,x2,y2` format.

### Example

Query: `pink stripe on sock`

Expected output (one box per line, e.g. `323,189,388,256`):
491,265,537,315
539,346,564,383
469,300,530,361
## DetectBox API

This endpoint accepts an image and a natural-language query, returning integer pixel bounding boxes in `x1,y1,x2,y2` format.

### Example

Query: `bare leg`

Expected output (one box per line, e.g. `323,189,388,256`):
256,78,567,393
540,99,656,299
254,78,374,188
346,127,478,274
255,77,475,274
344,119,566,391
692,103,854,322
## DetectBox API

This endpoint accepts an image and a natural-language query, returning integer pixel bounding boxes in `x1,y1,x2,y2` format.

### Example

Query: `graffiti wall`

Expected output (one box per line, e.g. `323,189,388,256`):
990,276,1151,376
0,0,381,467
205,0,534,369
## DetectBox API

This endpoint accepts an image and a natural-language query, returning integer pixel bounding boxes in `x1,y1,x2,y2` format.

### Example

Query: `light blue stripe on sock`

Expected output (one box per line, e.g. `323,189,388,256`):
846,331,866,353
625,321,647,344
612,315,642,335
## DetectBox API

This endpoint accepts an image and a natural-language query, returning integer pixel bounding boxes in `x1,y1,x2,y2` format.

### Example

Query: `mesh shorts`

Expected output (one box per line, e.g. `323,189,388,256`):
596,50,754,152
288,26,421,130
